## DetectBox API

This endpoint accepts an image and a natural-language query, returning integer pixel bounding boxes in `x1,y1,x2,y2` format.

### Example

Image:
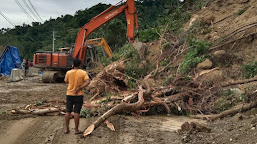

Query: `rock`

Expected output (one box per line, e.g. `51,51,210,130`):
196,70,224,86
181,122,190,131
179,122,211,134
213,50,227,58
205,32,220,40
228,64,242,79
197,59,213,69
132,41,148,60
203,15,215,25
191,122,211,133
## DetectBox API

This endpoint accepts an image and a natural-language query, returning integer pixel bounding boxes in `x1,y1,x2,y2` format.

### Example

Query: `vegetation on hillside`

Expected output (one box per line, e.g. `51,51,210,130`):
0,0,169,59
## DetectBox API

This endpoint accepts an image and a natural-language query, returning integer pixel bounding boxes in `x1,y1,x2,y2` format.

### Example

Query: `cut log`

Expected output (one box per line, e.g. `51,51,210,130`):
11,107,65,115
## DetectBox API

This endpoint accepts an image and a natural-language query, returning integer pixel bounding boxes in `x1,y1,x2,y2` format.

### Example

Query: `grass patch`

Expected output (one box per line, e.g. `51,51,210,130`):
215,89,234,113
162,76,174,86
35,100,43,106
237,6,250,15
242,62,257,78
80,109,93,118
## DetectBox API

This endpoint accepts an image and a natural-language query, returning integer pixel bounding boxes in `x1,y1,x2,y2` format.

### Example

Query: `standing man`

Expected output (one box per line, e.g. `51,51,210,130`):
64,58,90,134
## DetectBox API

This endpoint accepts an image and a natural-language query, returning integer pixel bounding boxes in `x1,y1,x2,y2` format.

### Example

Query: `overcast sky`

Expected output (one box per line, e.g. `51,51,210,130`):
0,0,121,29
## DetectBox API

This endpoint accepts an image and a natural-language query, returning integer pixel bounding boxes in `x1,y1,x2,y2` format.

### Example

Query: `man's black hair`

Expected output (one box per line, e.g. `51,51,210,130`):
73,58,81,67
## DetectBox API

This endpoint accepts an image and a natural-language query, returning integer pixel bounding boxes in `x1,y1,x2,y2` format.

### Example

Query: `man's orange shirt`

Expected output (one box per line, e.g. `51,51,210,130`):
65,69,89,96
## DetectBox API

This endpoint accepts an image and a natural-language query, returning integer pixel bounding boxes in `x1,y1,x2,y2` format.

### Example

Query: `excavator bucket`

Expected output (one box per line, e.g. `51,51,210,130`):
131,40,147,60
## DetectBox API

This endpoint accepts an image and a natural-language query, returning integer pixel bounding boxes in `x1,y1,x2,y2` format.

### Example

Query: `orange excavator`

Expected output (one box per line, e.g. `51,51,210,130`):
33,0,138,82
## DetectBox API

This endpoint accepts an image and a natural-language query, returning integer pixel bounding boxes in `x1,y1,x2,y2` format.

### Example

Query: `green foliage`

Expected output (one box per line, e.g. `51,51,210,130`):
139,28,160,42
100,57,111,67
0,1,167,59
160,60,168,66
180,39,211,73
99,96,112,104
215,88,249,113
158,6,191,33
80,108,93,118
242,62,257,78
162,42,170,50
237,6,250,15
215,89,234,112
181,0,211,11
35,100,43,106
126,79,136,89
163,76,174,86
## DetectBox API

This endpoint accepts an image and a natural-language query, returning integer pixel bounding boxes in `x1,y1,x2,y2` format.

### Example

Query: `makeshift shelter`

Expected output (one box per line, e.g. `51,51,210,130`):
0,46,22,76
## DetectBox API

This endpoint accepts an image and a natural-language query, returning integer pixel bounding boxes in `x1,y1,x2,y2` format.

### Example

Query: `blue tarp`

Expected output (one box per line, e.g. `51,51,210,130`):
0,46,22,76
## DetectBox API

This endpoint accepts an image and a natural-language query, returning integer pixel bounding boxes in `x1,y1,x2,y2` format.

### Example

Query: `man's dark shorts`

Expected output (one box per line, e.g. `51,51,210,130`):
66,95,84,113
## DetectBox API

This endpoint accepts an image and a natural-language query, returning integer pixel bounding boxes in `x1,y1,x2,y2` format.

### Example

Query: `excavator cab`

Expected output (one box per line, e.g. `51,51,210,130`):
84,45,98,69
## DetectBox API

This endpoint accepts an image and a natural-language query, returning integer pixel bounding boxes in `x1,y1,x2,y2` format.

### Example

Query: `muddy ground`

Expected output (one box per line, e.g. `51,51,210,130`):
1,76,257,144
0,76,206,144
1,1,257,143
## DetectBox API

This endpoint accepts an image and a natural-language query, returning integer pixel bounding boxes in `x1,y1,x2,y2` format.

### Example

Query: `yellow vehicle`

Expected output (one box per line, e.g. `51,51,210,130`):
58,38,112,56
57,38,112,69
58,47,72,53
86,38,112,57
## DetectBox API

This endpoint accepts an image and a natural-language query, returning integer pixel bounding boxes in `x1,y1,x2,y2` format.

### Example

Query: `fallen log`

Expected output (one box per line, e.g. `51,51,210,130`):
220,76,257,87
83,80,151,137
191,101,257,121
11,107,65,115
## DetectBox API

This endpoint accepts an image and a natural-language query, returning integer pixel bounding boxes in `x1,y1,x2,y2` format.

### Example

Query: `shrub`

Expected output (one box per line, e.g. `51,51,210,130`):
139,28,160,42
179,39,211,73
237,6,250,15
242,62,257,78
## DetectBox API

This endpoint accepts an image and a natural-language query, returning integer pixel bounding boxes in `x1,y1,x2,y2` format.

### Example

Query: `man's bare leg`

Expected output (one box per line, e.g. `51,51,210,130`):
74,113,80,133
65,112,71,133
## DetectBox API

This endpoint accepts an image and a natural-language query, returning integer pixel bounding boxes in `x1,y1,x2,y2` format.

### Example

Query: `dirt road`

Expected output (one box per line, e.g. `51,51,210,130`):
0,115,206,144
0,76,206,144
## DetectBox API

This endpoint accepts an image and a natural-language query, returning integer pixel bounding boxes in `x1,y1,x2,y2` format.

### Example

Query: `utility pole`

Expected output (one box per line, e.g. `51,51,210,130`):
52,30,55,52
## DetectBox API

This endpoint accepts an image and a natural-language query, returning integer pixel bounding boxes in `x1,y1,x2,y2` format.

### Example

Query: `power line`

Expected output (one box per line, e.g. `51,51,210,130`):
14,0,36,22
22,0,40,22
28,0,44,22
0,11,16,27
0,11,35,41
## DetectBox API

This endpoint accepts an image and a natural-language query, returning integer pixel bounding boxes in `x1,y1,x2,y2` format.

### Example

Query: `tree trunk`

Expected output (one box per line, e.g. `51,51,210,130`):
191,101,257,121
84,80,151,137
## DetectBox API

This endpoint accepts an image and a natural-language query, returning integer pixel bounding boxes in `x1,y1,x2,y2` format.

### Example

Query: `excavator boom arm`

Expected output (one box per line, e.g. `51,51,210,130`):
73,0,138,62
86,38,112,57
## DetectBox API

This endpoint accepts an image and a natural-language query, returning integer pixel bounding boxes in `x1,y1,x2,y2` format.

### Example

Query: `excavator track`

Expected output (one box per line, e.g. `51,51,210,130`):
42,71,66,83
